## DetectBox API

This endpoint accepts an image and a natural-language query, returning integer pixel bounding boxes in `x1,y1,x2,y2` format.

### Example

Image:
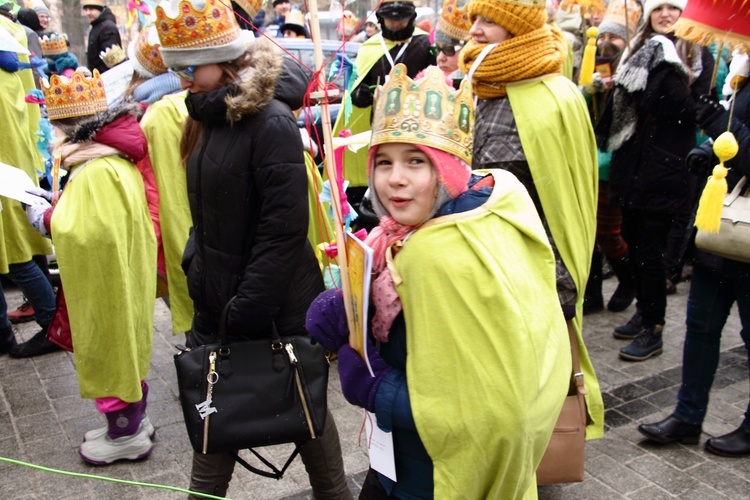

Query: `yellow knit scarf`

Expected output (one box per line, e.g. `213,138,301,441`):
459,25,567,99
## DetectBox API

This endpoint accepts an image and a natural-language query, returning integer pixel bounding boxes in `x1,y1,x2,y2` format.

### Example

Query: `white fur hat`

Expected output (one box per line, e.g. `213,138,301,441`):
643,0,687,21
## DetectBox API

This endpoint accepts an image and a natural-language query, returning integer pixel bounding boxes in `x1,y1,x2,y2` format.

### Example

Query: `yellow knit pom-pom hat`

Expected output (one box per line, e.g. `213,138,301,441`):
468,0,547,37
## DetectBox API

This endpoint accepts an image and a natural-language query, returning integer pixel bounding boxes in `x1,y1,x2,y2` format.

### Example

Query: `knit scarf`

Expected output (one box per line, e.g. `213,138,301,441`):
459,24,566,99
602,35,690,152
365,216,414,342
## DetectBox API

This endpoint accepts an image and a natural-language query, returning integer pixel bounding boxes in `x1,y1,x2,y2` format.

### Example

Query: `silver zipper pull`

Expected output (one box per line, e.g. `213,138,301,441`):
285,343,298,365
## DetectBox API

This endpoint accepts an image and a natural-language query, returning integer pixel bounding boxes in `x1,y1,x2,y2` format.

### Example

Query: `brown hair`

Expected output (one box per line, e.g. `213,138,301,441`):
123,72,150,101
626,23,700,84
179,52,254,165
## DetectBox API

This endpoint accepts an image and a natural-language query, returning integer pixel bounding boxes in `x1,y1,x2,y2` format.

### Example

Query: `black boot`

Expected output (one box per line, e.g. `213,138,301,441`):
9,326,62,358
583,251,604,315
619,324,664,361
607,255,637,312
638,415,702,444
0,325,17,354
705,426,750,457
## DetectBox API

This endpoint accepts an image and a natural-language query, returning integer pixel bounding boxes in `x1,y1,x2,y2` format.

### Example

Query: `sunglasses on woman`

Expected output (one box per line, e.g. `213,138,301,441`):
169,65,197,82
432,44,462,57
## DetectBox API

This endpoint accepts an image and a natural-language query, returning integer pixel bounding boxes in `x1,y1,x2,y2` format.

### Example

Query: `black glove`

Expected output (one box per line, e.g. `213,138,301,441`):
350,83,374,108
695,94,725,128
685,142,714,175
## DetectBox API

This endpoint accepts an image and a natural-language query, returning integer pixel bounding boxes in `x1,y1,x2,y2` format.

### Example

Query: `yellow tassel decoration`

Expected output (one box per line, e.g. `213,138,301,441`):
694,131,739,233
578,26,599,87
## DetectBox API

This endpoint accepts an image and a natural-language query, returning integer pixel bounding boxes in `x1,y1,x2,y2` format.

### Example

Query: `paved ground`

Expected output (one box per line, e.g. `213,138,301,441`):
0,273,747,499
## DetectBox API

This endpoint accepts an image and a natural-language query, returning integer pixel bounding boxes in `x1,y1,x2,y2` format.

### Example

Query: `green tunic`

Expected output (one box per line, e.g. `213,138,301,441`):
394,170,571,498
141,92,194,334
507,74,604,439
52,156,156,402
0,18,52,273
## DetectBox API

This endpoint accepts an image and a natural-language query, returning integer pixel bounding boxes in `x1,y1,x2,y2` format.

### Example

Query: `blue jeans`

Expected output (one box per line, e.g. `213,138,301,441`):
0,260,55,329
674,260,750,430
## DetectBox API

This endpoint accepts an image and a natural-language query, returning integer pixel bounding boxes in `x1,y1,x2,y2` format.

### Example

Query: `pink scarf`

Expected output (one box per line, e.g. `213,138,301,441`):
365,216,414,343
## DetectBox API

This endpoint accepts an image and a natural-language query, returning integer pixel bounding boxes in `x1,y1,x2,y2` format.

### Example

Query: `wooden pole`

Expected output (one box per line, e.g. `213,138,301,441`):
306,0,359,347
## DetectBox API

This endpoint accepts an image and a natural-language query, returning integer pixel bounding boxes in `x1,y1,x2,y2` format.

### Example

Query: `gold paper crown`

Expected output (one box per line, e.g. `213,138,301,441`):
99,44,126,68
40,33,68,57
437,0,471,41
371,64,474,165
155,0,240,51
600,0,642,39
282,9,306,30
560,0,606,15
41,69,108,121
133,25,167,76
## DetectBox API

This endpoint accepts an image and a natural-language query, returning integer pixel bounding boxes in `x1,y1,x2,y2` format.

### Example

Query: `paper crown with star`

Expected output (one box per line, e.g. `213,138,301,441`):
99,44,127,68
155,0,254,68
371,64,474,165
40,33,68,57
41,69,108,121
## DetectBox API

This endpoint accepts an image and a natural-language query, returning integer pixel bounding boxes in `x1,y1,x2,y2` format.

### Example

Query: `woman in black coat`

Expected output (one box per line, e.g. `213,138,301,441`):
157,3,352,495
597,0,713,362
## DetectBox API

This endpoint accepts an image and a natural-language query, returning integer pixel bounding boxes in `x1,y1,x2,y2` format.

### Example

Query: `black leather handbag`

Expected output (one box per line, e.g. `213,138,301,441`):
174,297,329,478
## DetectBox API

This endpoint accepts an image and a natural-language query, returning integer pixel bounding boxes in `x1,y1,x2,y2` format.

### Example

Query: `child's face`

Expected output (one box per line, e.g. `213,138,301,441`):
373,143,438,226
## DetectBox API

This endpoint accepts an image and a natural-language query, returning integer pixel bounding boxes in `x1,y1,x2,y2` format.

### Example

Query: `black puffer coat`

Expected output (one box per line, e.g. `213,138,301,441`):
182,41,322,342
86,7,121,74
598,38,713,215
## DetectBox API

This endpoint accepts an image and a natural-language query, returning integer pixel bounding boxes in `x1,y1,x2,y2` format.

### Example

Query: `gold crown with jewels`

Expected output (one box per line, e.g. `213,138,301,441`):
131,25,168,77
371,64,474,165
40,33,68,56
437,0,471,41
155,0,240,51
99,44,127,68
41,69,108,121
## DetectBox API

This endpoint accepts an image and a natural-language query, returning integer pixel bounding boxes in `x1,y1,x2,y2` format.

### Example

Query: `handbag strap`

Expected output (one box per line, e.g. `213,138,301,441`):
219,296,281,346
231,446,302,480
566,320,587,398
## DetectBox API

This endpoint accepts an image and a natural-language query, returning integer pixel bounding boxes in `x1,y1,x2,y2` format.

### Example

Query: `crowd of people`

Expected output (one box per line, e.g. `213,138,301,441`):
0,0,748,498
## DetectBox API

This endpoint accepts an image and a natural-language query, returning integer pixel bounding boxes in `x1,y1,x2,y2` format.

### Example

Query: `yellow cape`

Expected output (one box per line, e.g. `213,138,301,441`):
394,170,571,499
0,18,51,273
52,156,156,402
141,92,194,334
507,74,604,438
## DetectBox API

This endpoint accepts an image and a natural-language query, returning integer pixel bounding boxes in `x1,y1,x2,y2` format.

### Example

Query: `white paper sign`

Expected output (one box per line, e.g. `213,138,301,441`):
0,162,40,205
365,412,397,482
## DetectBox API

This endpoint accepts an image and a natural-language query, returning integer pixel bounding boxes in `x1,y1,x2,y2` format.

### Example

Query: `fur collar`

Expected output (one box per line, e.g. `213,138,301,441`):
603,35,689,152
67,102,143,144
225,39,284,124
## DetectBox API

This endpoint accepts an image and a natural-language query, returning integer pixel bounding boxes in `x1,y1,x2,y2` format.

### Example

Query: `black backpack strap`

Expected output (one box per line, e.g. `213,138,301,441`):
230,445,303,480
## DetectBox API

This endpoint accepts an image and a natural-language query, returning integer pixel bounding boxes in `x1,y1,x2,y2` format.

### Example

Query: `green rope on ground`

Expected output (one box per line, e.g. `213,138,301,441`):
0,456,230,499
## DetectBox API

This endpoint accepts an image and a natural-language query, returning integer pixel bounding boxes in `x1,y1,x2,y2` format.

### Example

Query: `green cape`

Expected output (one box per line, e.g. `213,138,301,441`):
506,74,604,439
394,170,571,498
141,92,194,334
52,156,156,402
0,19,52,273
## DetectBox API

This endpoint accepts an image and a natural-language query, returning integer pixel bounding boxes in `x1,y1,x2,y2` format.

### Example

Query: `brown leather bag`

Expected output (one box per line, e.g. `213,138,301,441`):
536,321,587,484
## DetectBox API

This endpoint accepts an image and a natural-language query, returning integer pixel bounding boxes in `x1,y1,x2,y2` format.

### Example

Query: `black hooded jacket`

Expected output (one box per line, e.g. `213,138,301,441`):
181,41,322,343
86,7,121,74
